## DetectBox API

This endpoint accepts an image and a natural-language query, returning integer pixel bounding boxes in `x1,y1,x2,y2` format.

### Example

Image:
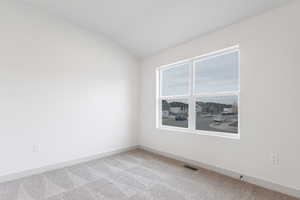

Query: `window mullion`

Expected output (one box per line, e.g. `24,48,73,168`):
189,96,196,130
189,60,195,130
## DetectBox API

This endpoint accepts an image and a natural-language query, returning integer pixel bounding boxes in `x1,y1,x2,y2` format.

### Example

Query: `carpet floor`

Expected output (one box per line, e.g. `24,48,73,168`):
0,149,298,200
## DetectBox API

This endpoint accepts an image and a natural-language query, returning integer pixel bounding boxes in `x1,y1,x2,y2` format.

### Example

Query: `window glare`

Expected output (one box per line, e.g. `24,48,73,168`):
161,63,189,96
195,51,239,94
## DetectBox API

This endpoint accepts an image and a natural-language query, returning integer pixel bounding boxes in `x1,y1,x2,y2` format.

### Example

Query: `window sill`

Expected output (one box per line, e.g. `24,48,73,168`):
157,126,240,140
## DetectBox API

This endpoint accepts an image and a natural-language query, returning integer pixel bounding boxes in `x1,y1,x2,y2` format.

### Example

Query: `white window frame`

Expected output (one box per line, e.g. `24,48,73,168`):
156,45,240,139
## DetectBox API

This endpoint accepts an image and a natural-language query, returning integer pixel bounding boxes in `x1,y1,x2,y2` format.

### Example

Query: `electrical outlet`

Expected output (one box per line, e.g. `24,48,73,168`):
271,153,279,165
32,145,39,153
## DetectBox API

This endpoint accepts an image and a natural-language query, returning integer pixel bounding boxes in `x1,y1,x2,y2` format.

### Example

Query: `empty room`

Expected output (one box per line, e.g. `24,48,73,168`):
0,0,299,199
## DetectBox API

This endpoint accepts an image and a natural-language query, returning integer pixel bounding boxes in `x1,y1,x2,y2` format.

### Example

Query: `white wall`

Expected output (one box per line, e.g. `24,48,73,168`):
0,1,139,177
140,1,300,193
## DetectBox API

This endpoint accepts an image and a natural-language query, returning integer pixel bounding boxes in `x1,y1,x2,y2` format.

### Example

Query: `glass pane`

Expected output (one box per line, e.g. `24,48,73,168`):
162,99,188,128
195,51,239,93
196,96,238,134
161,63,190,96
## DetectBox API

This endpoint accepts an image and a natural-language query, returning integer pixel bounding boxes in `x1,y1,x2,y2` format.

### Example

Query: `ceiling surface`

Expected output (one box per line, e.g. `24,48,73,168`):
21,0,292,58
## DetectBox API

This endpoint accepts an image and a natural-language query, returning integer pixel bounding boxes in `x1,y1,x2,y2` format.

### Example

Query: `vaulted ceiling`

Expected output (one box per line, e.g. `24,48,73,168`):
21,0,292,58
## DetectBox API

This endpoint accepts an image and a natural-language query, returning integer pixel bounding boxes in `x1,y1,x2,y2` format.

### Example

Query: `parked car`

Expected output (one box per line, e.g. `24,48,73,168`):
213,115,225,122
175,114,187,121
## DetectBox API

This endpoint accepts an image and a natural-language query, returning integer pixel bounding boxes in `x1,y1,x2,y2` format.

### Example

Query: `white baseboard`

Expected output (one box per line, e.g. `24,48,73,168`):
0,145,138,184
138,145,300,199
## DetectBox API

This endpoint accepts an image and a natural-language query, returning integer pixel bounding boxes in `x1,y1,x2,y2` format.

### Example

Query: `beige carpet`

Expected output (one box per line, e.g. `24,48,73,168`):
0,149,298,200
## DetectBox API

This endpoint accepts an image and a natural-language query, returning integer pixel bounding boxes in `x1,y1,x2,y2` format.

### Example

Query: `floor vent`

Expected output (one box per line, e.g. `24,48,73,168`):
183,165,198,171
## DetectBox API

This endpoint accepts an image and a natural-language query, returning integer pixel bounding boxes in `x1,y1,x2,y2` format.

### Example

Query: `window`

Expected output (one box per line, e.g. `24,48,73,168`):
157,46,240,138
